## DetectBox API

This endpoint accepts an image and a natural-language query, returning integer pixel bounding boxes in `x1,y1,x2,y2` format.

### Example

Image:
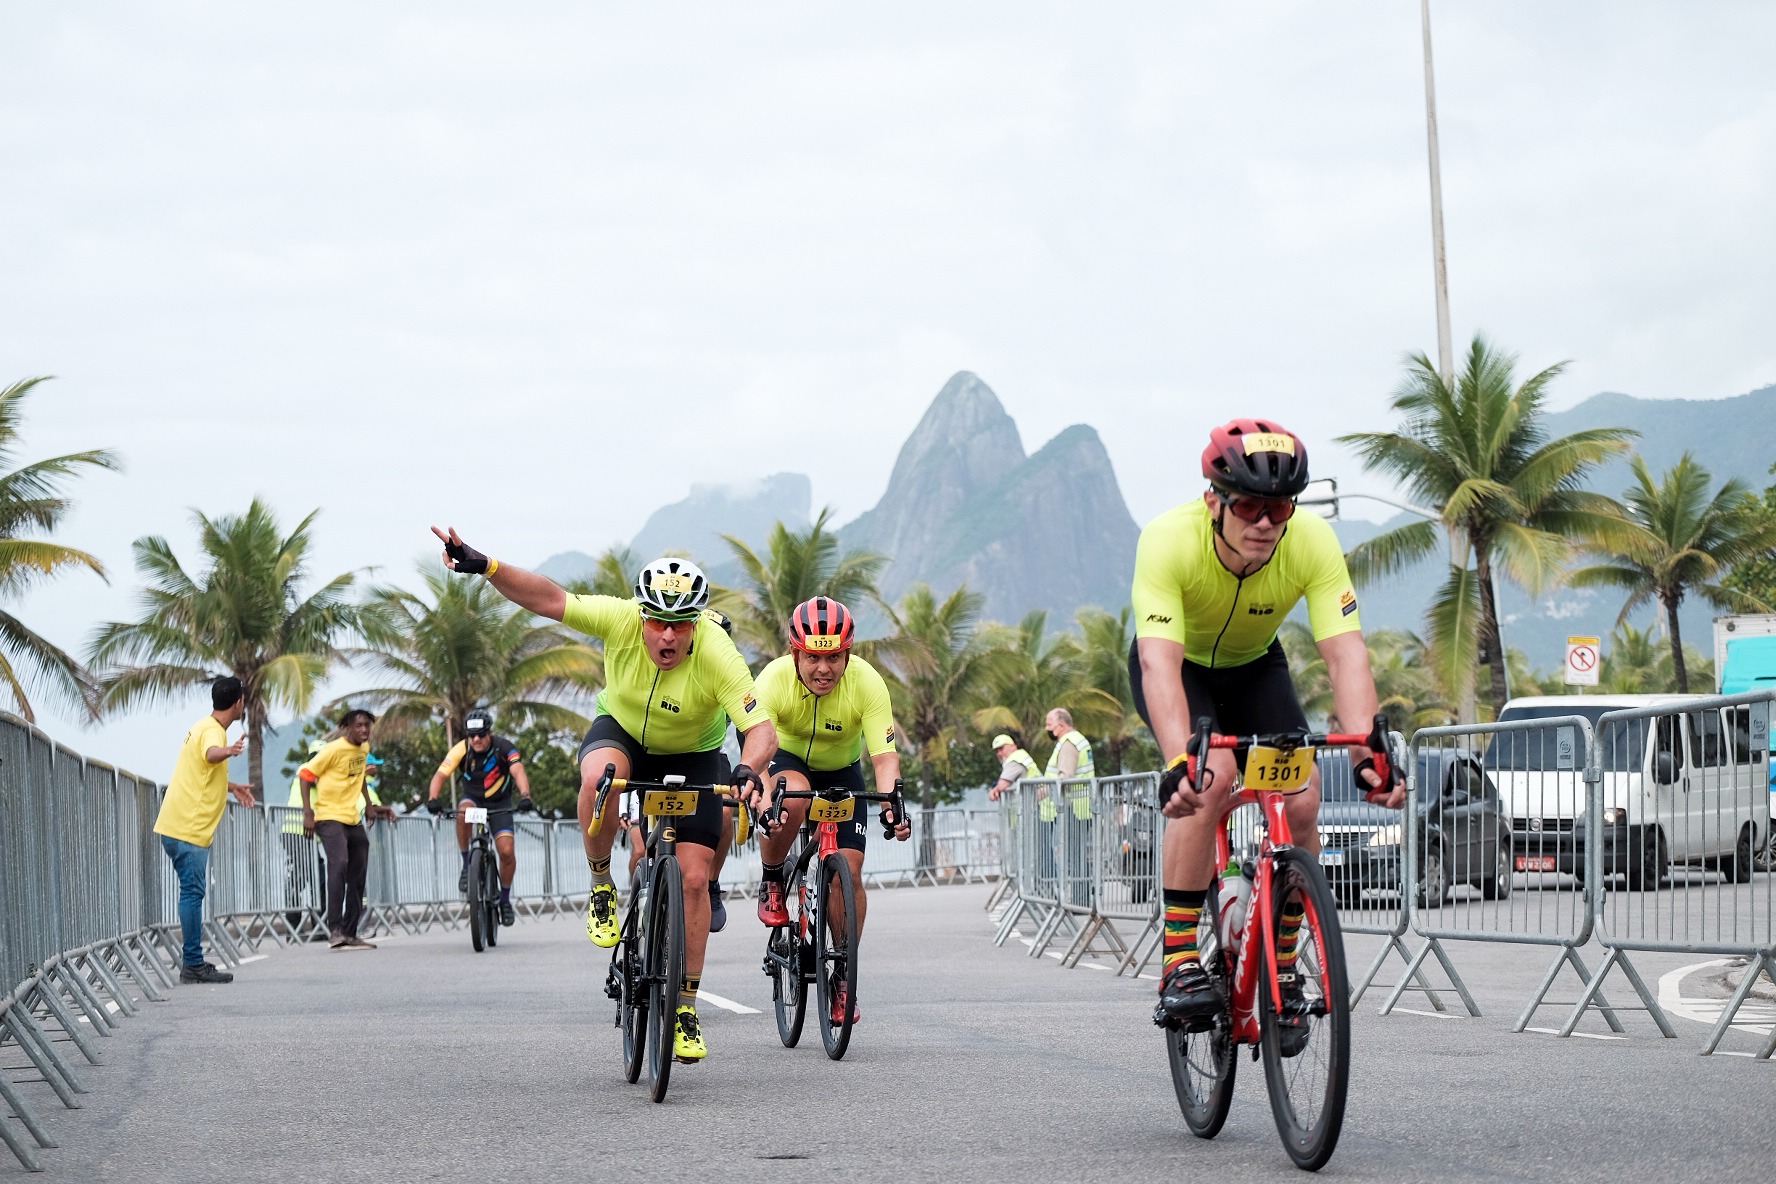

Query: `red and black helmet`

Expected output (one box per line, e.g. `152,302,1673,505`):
788,597,856,655
1201,418,1310,498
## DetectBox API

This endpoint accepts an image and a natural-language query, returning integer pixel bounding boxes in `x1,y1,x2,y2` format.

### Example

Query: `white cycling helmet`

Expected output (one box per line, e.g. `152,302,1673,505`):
635,557,709,620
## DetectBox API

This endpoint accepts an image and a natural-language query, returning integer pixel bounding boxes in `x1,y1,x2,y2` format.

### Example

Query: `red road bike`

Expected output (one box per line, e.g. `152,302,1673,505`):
1163,714,1396,1172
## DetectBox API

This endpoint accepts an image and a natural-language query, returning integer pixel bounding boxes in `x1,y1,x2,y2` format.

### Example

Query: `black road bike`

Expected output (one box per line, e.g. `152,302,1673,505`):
442,805,512,953
595,768,743,1103
760,778,907,1060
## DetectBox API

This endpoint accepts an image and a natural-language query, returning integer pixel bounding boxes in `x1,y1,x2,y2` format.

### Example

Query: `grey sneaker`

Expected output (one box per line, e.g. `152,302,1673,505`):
180,962,234,984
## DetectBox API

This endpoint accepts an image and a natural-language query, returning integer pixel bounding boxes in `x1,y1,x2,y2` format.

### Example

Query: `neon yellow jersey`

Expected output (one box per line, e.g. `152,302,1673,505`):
755,653,898,772
1131,499,1360,667
561,594,767,754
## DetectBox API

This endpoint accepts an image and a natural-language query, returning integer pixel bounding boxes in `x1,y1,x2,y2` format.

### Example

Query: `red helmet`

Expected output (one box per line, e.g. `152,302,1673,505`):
1201,418,1310,497
788,597,856,654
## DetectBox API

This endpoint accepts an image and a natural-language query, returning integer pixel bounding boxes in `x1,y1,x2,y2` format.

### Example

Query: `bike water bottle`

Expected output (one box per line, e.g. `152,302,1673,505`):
1219,859,1251,939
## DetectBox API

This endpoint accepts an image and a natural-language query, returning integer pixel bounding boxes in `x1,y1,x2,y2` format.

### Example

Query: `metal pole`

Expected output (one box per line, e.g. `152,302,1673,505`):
1422,0,1454,388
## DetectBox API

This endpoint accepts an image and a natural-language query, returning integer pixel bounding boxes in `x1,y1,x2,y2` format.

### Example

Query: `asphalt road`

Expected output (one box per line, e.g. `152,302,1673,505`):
4,886,1773,1183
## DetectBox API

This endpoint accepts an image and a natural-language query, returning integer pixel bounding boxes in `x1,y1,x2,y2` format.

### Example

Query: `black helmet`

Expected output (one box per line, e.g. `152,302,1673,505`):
464,709,493,737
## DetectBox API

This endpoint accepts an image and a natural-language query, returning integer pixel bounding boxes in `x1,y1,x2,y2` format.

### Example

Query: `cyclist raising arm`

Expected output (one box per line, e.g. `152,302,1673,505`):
431,528,777,1062
752,597,909,1027
1128,421,1403,1026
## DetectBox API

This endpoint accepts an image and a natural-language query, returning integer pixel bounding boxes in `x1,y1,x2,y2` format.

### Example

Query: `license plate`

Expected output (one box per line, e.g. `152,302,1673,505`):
1319,850,1344,867
462,806,488,825
1515,855,1558,872
643,790,698,815
808,797,855,822
1244,745,1316,792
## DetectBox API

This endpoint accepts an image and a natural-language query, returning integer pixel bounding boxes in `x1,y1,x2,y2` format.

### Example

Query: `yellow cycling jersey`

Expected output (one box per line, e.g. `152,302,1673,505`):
561,594,767,754
754,653,897,772
1131,498,1360,667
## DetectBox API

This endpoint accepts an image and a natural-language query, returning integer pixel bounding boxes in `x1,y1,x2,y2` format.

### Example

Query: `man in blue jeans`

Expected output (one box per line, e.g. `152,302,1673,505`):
152,677,258,983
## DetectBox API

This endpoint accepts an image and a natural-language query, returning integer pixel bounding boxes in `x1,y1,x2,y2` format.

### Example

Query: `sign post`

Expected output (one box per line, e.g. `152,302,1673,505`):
1564,636,1601,690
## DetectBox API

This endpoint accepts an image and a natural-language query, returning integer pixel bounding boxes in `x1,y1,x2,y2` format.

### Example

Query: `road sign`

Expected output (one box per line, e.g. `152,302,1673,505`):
1564,636,1601,687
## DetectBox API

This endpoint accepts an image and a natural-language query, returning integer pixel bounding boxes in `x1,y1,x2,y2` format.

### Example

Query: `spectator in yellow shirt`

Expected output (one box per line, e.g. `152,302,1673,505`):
299,709,396,949
152,677,257,984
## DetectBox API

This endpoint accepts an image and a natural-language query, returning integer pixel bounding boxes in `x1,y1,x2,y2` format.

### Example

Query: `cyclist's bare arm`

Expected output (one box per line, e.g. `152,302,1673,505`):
510,759,531,798
1135,637,1195,764
736,719,780,810
431,526,567,621
1318,631,1397,802
871,751,910,839
427,768,448,801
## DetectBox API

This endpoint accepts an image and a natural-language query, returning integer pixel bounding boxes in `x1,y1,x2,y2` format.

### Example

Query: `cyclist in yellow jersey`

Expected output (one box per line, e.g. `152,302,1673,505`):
432,528,777,1062
1128,420,1403,1026
752,597,909,1026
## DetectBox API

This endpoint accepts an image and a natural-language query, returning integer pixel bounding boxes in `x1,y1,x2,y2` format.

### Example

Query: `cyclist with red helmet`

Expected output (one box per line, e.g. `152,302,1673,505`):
1130,419,1404,1026
753,596,909,1026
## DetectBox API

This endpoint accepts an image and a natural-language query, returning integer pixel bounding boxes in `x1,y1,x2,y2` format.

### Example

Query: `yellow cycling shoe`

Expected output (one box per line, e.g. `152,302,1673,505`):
586,884,620,948
674,1005,707,1061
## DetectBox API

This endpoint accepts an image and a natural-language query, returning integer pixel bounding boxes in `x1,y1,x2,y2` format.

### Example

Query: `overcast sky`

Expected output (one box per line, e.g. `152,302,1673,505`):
4,2,1772,776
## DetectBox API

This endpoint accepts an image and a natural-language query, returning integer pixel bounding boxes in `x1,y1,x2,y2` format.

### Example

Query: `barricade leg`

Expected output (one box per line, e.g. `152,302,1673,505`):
1116,914,1159,976
30,979,102,1067
1378,938,1479,1017
0,1069,52,1169
107,940,165,1004
54,966,114,1036
3,1007,84,1108
203,919,243,966
127,933,176,991
1352,934,1442,1010
1556,947,1674,1039
1514,946,1624,1035
992,897,1035,947
80,952,137,1018
1698,949,1776,1055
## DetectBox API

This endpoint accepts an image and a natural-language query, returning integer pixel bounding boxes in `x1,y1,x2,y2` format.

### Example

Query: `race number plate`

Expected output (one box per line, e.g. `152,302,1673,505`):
808,797,855,822
1244,746,1315,793
463,807,488,825
643,790,698,816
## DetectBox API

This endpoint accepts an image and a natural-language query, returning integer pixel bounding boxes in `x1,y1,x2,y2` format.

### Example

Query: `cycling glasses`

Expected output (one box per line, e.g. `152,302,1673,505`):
641,611,700,629
1218,491,1297,525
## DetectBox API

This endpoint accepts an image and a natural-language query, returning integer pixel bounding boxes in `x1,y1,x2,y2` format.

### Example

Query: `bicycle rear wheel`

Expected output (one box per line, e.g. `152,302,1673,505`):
814,854,859,1061
645,855,685,1103
467,848,487,953
770,858,808,1048
1166,884,1237,1138
1258,847,1350,1171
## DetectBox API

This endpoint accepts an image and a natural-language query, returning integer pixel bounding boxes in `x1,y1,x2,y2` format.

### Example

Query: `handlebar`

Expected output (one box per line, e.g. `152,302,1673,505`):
589,766,746,837
1168,712,1399,805
762,777,909,840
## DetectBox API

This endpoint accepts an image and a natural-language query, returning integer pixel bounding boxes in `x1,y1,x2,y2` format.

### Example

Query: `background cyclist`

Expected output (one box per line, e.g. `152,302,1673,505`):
753,596,909,1027
425,708,534,928
1128,419,1403,1026
431,527,776,1063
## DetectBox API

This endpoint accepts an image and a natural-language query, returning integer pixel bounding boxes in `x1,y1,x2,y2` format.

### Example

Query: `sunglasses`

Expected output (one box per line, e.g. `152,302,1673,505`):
642,613,699,630
1219,491,1297,524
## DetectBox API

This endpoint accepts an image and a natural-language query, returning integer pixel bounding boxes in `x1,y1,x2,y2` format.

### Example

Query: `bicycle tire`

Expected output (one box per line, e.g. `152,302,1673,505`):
1257,847,1350,1172
620,888,647,1083
771,860,808,1048
814,853,859,1061
467,848,487,953
484,852,500,948
645,855,685,1103
1166,882,1237,1138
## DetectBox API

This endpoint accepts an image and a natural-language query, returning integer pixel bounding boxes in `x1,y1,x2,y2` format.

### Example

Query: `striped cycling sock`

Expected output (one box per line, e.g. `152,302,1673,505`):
589,855,613,889
1162,889,1206,979
679,974,700,1010
1276,904,1306,975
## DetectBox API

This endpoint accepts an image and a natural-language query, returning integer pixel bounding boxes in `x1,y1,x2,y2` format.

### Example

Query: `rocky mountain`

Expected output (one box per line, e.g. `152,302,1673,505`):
537,472,811,587
841,372,1139,623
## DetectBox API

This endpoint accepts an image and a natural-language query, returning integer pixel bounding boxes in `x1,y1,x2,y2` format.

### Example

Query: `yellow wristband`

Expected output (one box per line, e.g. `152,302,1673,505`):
1167,752,1190,771
486,558,500,577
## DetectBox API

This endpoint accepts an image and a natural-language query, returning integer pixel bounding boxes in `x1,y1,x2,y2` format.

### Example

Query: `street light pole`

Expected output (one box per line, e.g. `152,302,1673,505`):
1421,0,1455,390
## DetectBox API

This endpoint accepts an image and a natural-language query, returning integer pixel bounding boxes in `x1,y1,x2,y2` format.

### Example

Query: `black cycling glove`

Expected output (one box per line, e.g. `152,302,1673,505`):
424,797,446,816
443,535,490,575
516,795,535,814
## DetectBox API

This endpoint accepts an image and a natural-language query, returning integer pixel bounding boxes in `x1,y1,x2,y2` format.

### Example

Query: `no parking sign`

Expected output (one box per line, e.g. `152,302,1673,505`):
1564,635,1601,687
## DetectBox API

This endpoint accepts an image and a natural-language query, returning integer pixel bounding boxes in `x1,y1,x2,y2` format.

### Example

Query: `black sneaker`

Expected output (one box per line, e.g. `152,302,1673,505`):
708,881,728,933
499,899,516,927
1275,974,1313,1058
1154,962,1220,1026
181,962,234,984
459,865,470,894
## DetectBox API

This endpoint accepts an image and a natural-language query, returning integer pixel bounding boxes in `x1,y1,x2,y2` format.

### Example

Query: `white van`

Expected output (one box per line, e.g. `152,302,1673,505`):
1487,694,1771,889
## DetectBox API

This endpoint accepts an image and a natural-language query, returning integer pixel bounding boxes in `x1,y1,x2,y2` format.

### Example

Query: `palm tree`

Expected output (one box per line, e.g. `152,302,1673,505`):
1569,454,1776,691
1340,336,1636,718
1075,606,1151,774
89,500,366,788
351,561,604,744
716,508,887,661
875,584,1000,808
972,610,1122,768
0,377,121,722
563,544,637,600
1596,622,1711,695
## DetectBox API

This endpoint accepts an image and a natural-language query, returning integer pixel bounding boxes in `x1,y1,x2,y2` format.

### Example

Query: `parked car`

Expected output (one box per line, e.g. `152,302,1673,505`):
1316,748,1512,909
1489,695,1772,890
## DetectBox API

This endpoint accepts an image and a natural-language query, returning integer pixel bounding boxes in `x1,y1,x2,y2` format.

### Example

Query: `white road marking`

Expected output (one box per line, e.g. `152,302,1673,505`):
1524,1026,1625,1041
1658,959,1776,1038
1391,1007,1463,1021
238,955,268,964
698,990,761,1015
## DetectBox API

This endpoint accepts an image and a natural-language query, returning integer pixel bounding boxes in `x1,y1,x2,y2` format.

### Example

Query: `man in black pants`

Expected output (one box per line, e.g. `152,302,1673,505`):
299,710,397,949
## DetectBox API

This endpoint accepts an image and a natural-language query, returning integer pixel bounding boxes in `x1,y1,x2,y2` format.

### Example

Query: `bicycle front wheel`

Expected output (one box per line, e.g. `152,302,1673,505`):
645,855,685,1103
1258,847,1350,1172
484,853,500,948
815,853,859,1061
771,859,809,1048
1166,882,1236,1138
467,848,487,953
619,888,647,1083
